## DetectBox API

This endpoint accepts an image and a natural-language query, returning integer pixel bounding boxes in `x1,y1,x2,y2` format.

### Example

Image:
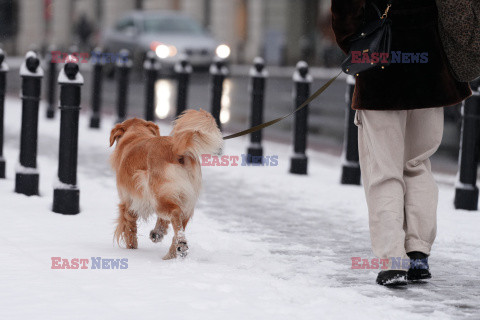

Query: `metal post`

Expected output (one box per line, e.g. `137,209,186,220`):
0,49,8,179
45,45,57,119
210,57,228,130
135,0,143,9
144,50,160,121
454,79,480,211
174,55,192,116
341,75,361,185
52,56,84,215
115,49,132,124
246,57,268,164
204,0,211,29
15,51,44,196
89,47,104,128
289,61,312,175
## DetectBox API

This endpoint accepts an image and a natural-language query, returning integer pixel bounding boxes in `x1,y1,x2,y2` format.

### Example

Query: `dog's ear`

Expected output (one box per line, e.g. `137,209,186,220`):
109,123,125,147
145,121,160,136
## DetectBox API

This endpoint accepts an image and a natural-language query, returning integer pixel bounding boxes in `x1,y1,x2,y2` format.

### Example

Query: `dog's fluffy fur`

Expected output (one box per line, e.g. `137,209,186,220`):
109,109,223,259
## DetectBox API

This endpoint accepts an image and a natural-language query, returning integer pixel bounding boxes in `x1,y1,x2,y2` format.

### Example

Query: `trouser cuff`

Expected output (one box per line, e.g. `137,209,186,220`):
405,240,432,256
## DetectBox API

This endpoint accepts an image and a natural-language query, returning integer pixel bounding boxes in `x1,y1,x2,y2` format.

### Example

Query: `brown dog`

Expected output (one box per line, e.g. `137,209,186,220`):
109,110,223,259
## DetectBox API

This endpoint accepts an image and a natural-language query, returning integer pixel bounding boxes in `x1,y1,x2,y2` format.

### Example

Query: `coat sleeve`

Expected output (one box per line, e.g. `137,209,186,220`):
331,0,366,54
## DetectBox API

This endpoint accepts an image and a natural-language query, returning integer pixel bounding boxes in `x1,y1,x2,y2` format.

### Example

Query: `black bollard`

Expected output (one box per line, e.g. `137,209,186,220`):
115,49,132,124
45,45,57,119
0,49,8,179
144,50,160,121
52,56,84,215
210,57,228,130
89,48,104,128
15,51,44,196
341,75,361,185
454,79,480,211
174,55,192,116
289,61,312,175
246,57,268,164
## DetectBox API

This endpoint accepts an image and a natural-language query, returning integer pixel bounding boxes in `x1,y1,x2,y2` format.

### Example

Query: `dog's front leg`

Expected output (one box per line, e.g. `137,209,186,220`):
150,217,170,243
114,203,138,249
163,215,189,260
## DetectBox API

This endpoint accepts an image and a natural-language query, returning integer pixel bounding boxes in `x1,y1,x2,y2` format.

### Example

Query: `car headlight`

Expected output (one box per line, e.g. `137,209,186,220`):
155,44,169,59
216,44,231,59
152,42,177,59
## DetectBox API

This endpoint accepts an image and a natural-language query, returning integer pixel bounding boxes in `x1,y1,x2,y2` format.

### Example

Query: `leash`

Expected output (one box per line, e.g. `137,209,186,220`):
223,71,342,140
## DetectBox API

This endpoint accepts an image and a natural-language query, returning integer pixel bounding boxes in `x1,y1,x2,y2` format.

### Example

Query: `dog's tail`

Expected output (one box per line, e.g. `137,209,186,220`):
171,110,223,158
172,130,223,159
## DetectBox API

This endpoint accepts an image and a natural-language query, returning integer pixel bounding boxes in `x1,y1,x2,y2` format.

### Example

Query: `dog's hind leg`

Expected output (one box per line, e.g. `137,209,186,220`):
158,202,188,260
182,216,190,230
114,202,138,249
163,215,188,260
150,217,170,243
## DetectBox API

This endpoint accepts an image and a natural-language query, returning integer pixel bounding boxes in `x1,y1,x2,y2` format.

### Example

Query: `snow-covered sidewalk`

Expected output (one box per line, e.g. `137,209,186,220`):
0,97,479,320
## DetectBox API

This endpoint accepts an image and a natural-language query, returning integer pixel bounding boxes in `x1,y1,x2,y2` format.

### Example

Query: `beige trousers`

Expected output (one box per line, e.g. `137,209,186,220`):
355,108,444,269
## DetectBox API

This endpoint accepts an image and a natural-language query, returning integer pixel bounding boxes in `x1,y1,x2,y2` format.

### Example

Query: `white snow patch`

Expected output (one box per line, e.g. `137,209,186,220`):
53,177,77,190
15,162,39,174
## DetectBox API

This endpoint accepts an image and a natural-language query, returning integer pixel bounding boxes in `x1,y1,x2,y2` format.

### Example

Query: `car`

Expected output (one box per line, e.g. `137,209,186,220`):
101,10,231,73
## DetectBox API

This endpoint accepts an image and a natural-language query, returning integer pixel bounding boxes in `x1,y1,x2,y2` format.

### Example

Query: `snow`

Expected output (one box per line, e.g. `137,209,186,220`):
174,56,192,74
248,57,268,78
53,176,77,190
1,96,479,320
58,64,84,85
293,62,314,83
209,59,229,76
15,162,39,174
19,51,44,77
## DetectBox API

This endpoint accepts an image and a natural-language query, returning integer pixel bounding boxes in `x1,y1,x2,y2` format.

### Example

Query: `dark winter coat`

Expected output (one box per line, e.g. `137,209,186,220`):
331,0,472,110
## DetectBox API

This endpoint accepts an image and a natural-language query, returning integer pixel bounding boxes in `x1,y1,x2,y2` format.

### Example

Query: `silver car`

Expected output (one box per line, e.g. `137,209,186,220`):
102,11,231,70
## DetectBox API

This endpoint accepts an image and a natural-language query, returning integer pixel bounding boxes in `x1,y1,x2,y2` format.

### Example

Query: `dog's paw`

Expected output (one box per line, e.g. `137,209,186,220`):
162,240,189,260
126,235,138,249
149,230,164,243
176,240,189,258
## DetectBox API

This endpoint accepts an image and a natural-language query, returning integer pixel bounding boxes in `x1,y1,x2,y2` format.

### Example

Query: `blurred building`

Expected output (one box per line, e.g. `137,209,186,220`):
0,0,342,66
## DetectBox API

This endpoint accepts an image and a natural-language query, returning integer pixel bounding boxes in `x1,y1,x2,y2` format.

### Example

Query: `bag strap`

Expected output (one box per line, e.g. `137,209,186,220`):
381,1,393,19
369,1,393,19
370,2,382,17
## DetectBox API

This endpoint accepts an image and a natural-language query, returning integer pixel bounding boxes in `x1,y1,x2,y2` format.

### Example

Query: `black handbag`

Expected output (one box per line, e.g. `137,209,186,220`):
341,1,393,76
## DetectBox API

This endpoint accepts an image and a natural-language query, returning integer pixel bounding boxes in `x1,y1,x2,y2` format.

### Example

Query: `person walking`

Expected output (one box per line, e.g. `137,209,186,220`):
331,0,472,286
76,14,93,52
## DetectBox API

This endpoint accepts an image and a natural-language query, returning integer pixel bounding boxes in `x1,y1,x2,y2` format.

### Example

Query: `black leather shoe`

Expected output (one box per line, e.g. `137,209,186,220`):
407,251,431,281
376,270,408,286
